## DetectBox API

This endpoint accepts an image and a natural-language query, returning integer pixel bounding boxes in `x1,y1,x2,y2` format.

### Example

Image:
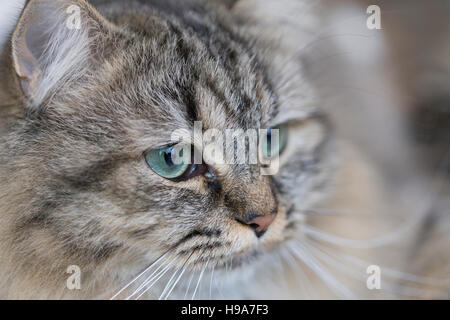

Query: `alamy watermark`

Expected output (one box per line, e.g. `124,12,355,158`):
66,265,81,290
366,5,381,30
167,122,282,175
366,265,381,290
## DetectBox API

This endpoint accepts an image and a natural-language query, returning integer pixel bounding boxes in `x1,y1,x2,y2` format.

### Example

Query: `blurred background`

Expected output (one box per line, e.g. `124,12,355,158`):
307,0,450,295
323,0,450,175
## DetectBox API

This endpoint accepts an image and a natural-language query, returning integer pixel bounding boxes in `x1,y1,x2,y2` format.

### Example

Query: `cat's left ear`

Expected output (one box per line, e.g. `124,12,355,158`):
11,0,113,103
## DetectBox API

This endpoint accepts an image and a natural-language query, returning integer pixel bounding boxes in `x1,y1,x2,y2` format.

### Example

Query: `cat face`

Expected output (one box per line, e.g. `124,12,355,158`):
2,0,332,294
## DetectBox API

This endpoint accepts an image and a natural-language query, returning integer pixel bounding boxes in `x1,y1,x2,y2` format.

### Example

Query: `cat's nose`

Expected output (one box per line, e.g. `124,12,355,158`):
235,212,277,238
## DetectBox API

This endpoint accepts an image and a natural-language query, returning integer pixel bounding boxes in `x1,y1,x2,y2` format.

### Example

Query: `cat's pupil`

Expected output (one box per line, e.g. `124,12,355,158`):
163,147,185,167
163,147,177,167
163,149,174,167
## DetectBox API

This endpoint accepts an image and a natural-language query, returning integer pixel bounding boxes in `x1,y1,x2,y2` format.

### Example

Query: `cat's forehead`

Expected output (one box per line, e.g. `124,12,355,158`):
115,33,279,132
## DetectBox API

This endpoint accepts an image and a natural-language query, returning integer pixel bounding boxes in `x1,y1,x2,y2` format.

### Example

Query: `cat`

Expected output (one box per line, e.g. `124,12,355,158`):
0,0,448,299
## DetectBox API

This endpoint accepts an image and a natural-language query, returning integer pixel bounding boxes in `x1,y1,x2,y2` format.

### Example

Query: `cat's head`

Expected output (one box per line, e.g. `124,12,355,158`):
1,0,331,296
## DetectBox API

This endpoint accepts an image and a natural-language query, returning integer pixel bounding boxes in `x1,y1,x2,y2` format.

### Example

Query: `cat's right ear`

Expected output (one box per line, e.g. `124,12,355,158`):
11,0,113,104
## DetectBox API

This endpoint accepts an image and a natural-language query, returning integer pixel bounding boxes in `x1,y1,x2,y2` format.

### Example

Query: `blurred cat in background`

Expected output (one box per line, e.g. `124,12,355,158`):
0,0,448,299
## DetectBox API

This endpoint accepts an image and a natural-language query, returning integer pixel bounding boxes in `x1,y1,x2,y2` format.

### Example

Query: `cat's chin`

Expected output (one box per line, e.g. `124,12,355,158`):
217,224,299,271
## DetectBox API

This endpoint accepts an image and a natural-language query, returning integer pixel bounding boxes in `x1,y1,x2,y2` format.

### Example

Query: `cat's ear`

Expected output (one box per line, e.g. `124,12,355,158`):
11,0,113,103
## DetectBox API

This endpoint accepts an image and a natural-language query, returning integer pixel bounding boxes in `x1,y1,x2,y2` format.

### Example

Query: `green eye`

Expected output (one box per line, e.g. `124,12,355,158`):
261,125,288,159
144,145,190,179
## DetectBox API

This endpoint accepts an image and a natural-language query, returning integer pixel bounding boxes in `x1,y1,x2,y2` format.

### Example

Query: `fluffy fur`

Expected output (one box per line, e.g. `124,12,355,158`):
0,0,448,299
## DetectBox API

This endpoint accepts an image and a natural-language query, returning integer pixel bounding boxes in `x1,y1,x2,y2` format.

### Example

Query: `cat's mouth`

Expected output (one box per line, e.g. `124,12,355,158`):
187,234,291,271
183,248,266,271
168,208,296,271
209,236,292,270
221,249,264,269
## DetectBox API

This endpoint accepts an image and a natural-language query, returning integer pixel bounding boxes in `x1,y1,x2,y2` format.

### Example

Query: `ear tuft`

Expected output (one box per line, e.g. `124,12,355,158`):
11,0,109,104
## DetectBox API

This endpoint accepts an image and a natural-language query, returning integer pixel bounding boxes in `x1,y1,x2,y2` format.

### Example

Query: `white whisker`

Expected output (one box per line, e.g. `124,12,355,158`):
164,265,188,300
209,263,215,300
302,149,450,250
184,272,195,300
192,259,209,300
158,268,180,300
125,257,170,299
162,252,194,300
304,239,449,299
130,256,177,300
281,245,315,298
289,241,356,299
134,260,175,300
110,252,168,300
309,239,450,288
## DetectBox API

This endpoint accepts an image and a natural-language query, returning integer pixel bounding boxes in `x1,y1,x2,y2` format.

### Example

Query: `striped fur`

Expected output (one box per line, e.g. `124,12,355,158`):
0,0,448,299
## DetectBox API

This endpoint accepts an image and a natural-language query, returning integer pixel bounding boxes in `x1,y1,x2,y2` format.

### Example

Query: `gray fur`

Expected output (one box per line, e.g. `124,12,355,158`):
0,0,330,298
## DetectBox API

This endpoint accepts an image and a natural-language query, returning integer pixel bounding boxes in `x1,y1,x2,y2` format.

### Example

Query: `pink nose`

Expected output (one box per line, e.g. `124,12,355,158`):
236,213,277,238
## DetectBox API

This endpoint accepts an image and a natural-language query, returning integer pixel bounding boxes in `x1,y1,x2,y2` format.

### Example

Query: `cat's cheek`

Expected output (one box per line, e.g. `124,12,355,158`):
139,159,210,194
153,174,211,195
281,119,327,162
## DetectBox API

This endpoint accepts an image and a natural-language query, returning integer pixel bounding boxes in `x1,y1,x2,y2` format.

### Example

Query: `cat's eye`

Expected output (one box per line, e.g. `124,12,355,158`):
145,145,208,182
144,145,190,179
261,125,288,159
